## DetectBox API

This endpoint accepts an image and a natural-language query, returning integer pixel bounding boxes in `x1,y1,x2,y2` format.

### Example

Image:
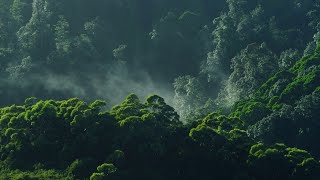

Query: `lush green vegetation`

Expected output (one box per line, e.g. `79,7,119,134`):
1,93,320,179
2,0,320,179
233,41,320,158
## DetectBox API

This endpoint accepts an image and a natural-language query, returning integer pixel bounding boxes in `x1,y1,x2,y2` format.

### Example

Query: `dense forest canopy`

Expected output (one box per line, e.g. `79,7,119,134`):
1,0,320,179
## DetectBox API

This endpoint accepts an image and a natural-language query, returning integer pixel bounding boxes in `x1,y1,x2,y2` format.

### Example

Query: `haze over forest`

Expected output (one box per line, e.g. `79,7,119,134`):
1,0,320,179
0,0,226,110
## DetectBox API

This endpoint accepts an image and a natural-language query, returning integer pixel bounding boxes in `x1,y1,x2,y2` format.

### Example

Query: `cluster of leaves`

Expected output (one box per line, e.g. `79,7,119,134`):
248,143,320,179
0,94,319,179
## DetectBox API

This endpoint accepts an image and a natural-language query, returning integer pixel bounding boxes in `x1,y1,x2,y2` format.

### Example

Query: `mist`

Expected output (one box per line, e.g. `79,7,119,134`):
1,60,175,108
0,0,317,117
2,0,320,179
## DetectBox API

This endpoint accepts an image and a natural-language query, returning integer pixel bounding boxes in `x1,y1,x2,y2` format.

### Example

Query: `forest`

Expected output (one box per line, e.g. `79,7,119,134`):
1,0,320,179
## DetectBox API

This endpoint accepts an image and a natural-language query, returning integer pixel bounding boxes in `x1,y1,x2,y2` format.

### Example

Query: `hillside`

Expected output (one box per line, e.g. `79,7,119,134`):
1,0,320,179
233,43,320,157
1,43,320,178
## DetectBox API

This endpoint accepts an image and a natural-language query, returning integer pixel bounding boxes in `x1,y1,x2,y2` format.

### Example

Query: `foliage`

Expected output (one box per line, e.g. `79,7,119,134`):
233,39,320,158
0,93,317,179
248,143,320,179
1,0,320,179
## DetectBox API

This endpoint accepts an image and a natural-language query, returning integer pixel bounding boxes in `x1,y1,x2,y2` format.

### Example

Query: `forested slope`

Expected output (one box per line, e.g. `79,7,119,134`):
1,0,320,179
233,40,320,158
1,45,320,179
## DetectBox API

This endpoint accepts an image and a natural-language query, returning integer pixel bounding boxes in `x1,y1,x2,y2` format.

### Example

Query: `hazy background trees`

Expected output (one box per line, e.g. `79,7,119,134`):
1,0,320,122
